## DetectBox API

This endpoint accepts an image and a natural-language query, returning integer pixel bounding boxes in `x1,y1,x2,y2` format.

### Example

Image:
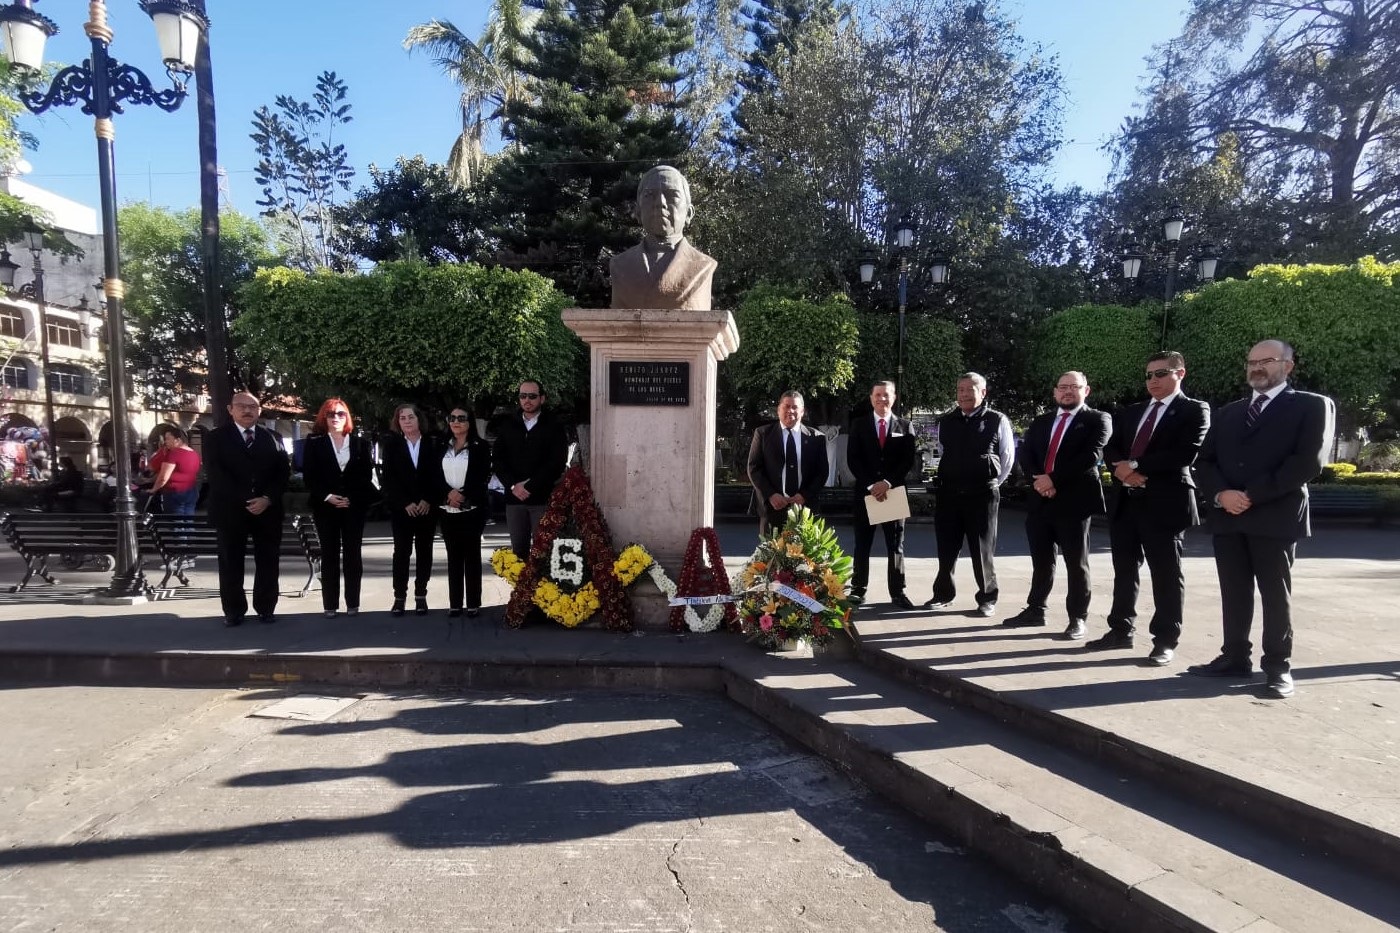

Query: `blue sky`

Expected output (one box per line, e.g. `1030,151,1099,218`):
14,0,1190,218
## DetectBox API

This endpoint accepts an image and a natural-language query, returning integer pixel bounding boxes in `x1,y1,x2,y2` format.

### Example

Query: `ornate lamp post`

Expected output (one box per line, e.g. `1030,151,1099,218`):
0,0,209,601
1121,206,1220,346
859,214,949,414
0,228,57,468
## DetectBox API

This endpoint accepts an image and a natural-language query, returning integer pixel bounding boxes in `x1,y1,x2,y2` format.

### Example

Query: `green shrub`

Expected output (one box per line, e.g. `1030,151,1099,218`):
1317,462,1358,483
1359,441,1400,472
1338,471,1400,487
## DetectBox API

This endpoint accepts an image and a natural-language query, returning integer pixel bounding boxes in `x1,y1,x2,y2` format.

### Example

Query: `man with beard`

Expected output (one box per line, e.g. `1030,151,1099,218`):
1190,340,1334,699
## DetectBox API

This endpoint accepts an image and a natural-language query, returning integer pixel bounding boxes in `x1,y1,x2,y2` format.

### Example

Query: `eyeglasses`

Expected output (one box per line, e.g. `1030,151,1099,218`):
446,414,471,423
518,392,540,400
1055,384,1085,391
327,411,348,419
1145,368,1179,380
1246,357,1288,367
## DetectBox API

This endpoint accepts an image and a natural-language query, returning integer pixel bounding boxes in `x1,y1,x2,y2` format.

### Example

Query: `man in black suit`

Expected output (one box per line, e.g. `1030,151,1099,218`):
1190,340,1334,699
926,372,1015,617
747,390,829,536
204,392,290,626
493,379,570,559
1005,371,1112,638
1088,351,1210,666
847,380,918,609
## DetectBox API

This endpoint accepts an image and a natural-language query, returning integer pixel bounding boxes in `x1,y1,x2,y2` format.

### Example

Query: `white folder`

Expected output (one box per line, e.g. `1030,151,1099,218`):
864,485,911,524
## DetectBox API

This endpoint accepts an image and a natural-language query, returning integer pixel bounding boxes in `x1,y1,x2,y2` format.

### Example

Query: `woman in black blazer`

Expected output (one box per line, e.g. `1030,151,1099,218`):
437,405,492,617
302,399,378,617
379,403,445,616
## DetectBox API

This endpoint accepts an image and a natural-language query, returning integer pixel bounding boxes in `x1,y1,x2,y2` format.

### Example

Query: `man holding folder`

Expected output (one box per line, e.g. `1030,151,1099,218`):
848,380,918,609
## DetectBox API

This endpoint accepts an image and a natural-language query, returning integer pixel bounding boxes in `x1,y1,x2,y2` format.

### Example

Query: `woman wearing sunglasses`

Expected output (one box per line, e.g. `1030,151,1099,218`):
438,407,492,617
380,402,444,616
303,399,378,617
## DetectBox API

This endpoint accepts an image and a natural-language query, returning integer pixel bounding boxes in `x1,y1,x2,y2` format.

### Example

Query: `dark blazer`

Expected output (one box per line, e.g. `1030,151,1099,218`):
203,422,290,525
748,421,828,506
1104,394,1211,532
437,436,492,511
493,411,570,507
379,432,447,513
1017,406,1113,520
847,414,918,496
1198,387,1335,539
302,431,378,509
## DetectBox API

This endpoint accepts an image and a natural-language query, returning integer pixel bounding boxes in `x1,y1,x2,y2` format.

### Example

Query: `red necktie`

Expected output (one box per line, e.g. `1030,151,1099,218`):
877,417,887,448
1044,412,1071,473
1129,401,1162,459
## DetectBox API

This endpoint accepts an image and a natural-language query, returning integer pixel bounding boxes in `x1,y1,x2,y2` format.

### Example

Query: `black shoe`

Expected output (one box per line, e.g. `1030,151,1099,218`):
323,610,338,619
448,608,462,618
258,613,275,624
346,607,359,617
1002,608,1046,628
415,598,429,616
1084,631,1134,651
891,593,917,610
1263,671,1294,698
466,608,480,618
850,588,867,603
922,597,952,610
1146,645,1175,666
390,599,405,617
975,602,996,617
223,615,244,627
1060,618,1087,640
1186,655,1253,678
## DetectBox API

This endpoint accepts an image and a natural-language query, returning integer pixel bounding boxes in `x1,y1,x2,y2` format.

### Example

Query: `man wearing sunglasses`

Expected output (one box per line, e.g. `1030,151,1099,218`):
1090,351,1210,666
1192,340,1334,699
493,379,570,558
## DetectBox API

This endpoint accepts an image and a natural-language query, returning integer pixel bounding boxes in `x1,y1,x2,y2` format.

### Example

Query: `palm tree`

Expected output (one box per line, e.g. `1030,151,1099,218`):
404,0,538,187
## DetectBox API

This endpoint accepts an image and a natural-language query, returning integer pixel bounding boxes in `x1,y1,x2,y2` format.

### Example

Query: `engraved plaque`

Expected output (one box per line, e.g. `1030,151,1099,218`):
609,361,690,406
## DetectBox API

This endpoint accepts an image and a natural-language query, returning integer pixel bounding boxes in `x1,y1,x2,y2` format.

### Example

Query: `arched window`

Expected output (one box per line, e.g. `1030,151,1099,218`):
46,318,82,348
2,358,31,389
47,363,87,395
0,306,25,339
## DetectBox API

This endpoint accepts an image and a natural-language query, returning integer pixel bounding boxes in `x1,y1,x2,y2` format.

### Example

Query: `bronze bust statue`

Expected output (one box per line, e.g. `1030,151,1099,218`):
610,165,718,310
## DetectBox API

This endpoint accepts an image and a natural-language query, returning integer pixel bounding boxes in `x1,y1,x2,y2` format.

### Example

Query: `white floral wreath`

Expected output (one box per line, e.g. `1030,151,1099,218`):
647,564,724,633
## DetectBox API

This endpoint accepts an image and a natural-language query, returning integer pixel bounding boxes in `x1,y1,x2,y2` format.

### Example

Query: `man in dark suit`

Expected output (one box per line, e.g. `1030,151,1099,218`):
1005,371,1112,638
926,372,1015,617
493,379,570,559
1089,351,1210,666
747,390,828,536
1191,339,1334,699
204,392,290,626
847,380,918,609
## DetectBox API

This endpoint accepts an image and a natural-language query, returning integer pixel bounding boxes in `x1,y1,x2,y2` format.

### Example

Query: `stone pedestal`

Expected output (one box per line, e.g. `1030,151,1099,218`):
562,308,740,627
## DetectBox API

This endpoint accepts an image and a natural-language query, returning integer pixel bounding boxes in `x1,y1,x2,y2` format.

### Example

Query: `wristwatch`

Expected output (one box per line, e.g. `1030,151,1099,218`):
1127,460,1139,470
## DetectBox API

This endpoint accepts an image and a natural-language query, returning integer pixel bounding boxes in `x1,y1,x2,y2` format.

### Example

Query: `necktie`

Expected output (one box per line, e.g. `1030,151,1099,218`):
1246,394,1267,428
243,428,255,448
783,429,799,498
877,417,887,449
1129,401,1162,459
1044,412,1071,473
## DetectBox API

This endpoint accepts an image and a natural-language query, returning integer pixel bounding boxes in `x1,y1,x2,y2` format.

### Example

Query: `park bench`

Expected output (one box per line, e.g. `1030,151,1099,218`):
147,513,321,596
0,511,159,594
1307,484,1385,523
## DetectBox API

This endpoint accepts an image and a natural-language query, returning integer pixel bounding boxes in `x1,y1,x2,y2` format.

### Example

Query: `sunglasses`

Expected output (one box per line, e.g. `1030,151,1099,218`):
518,392,540,400
327,411,348,418
446,414,471,423
1145,369,1179,380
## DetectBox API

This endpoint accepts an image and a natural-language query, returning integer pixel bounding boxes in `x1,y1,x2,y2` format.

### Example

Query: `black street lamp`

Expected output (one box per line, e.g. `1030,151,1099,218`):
1,0,209,602
858,213,950,413
1121,206,1220,346
0,228,57,470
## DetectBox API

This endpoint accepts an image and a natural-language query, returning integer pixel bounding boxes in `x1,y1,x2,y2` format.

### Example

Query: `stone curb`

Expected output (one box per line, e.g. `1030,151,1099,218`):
849,630,1400,888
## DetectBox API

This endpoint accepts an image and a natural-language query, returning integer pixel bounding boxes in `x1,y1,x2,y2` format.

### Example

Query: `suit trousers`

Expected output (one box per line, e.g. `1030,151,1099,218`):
852,507,906,597
1212,532,1296,675
1107,497,1186,646
390,510,437,600
506,504,549,560
312,503,366,612
440,508,487,610
931,488,999,605
1024,510,1092,619
214,511,283,621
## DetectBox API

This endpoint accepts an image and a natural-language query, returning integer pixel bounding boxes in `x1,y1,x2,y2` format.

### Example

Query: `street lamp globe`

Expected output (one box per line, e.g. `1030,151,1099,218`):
1196,244,1220,282
895,214,915,250
138,0,208,72
1162,207,1185,245
1121,243,1145,281
0,2,58,72
0,247,19,288
858,248,877,285
929,255,950,285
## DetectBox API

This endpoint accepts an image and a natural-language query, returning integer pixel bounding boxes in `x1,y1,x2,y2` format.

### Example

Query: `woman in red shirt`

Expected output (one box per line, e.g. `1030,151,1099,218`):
148,426,202,515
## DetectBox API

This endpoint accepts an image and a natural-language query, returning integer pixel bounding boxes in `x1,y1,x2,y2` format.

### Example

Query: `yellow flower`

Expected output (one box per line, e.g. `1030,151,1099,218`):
785,542,804,558
822,569,845,599
491,548,525,586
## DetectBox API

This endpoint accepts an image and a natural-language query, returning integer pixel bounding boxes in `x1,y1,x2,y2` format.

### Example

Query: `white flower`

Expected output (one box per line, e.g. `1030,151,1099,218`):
550,538,585,586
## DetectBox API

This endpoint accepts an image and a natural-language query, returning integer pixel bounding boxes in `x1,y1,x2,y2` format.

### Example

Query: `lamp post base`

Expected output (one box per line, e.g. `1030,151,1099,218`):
84,570,150,605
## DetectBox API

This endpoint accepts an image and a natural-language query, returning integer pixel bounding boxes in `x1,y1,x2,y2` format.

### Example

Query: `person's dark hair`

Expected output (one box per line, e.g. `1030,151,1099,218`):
1148,351,1185,369
160,425,189,444
446,407,480,449
59,456,78,471
871,379,897,394
518,378,546,397
390,403,427,435
779,390,805,406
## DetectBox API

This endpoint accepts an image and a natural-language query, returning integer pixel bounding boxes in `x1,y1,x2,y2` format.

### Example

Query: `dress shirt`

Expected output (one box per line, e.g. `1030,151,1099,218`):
441,445,471,513
332,435,350,471
1250,382,1289,413
406,437,421,468
1132,389,1181,442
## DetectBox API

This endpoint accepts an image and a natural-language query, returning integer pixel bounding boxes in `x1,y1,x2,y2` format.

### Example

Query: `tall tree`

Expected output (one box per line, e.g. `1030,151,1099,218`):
488,0,695,303
250,71,357,271
1110,0,1400,265
404,0,540,187
338,156,496,265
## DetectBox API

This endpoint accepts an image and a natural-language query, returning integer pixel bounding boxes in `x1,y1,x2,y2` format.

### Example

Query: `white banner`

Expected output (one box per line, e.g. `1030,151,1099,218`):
667,594,736,607
771,582,827,614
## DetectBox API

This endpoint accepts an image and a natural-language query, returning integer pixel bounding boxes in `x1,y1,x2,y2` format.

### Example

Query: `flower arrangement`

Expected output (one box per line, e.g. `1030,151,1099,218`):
498,466,633,631
732,506,853,649
666,527,738,634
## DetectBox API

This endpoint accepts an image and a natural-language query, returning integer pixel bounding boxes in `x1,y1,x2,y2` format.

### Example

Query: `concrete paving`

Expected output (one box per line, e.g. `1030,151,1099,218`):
1,512,1397,932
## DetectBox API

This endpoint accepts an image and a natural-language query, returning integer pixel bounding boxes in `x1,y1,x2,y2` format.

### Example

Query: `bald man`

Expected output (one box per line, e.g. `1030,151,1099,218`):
204,392,290,626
